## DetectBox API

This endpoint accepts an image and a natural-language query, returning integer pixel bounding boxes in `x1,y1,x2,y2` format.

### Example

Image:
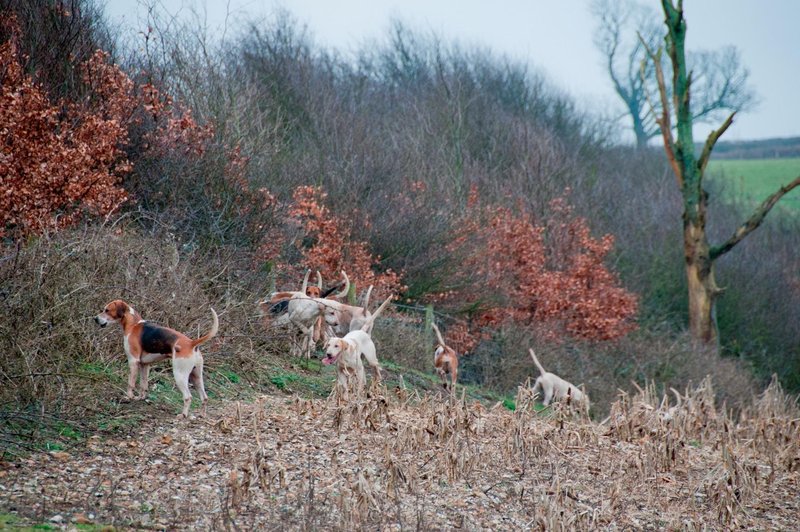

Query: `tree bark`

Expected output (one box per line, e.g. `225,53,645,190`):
662,0,721,344
684,218,720,344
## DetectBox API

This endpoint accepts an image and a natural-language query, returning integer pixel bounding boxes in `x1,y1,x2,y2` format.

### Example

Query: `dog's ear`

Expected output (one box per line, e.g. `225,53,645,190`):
110,300,127,319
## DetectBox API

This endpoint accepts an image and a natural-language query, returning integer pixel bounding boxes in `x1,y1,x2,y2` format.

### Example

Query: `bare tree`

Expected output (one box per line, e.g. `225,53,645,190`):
592,0,756,148
647,0,800,345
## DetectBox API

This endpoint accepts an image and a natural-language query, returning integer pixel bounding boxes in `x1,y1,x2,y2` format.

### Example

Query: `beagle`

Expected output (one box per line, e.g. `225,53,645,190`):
95,299,218,418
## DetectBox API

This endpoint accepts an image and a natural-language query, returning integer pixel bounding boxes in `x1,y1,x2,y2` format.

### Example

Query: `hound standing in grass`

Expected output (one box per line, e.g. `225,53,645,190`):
529,348,590,414
431,322,458,392
95,300,218,418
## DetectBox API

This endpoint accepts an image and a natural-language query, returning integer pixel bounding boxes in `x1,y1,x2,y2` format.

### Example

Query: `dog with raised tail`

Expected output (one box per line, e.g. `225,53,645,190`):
529,348,589,414
431,322,458,392
95,300,218,418
258,270,349,322
322,295,393,399
261,270,351,356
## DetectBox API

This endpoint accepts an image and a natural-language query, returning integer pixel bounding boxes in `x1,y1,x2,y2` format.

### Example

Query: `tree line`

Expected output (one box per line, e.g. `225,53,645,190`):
1,0,799,395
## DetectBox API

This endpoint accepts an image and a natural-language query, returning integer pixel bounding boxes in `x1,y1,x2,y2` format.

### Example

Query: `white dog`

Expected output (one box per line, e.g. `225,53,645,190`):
322,295,393,398
529,348,590,414
260,270,349,358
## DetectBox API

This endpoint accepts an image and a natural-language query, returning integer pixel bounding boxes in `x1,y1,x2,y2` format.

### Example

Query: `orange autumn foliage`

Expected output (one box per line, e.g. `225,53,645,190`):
0,13,216,239
442,186,638,352
137,82,214,157
287,186,404,299
0,17,129,237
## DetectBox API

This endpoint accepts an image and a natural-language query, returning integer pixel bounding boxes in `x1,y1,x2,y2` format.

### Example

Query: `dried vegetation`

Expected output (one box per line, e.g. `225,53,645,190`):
2,377,797,529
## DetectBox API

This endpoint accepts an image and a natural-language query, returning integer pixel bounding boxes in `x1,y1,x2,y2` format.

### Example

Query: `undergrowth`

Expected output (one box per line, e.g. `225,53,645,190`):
0,222,779,459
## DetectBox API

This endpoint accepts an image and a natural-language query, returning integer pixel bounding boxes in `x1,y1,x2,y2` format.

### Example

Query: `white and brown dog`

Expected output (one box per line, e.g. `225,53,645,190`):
529,348,589,414
260,270,350,357
95,300,218,418
431,322,458,392
322,295,393,399
319,276,384,336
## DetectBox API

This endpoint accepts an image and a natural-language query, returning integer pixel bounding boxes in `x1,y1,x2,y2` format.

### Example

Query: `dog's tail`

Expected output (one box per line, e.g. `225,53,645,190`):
192,308,219,348
528,348,547,376
320,270,350,299
431,321,446,347
670,387,682,408
361,285,373,308
331,270,350,299
360,295,393,332
299,269,311,295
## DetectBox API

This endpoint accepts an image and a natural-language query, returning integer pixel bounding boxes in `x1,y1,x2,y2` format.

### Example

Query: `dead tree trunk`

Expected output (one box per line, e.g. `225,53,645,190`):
684,214,720,344
647,0,800,346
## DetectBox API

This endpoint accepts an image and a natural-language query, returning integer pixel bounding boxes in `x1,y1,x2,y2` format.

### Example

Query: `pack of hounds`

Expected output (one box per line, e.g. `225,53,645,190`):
95,270,590,418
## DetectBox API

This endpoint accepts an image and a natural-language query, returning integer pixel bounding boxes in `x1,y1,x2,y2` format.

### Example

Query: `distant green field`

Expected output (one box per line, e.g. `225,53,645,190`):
708,158,800,214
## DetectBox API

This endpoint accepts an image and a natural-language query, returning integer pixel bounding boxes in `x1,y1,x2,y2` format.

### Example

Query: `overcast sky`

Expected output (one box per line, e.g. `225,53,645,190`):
104,0,800,143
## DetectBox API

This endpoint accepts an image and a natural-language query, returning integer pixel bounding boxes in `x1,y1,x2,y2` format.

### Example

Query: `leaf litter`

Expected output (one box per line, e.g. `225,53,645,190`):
0,376,798,530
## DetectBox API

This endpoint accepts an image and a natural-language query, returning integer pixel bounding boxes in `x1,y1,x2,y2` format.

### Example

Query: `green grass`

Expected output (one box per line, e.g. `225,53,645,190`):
708,157,800,213
270,371,300,390
0,513,110,530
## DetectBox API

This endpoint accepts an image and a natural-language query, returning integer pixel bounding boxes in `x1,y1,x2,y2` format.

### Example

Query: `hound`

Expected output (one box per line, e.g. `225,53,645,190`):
319,274,382,335
259,271,349,357
322,295,393,399
95,300,218,418
529,348,590,414
258,270,329,321
431,322,459,392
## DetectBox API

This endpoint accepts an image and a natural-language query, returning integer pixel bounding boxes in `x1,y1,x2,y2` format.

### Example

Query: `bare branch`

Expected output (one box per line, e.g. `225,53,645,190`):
710,175,800,260
639,33,682,186
690,47,757,122
697,111,735,176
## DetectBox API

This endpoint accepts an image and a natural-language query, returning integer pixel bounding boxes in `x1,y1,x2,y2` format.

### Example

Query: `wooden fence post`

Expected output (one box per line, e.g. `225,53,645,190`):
347,282,357,306
425,304,434,346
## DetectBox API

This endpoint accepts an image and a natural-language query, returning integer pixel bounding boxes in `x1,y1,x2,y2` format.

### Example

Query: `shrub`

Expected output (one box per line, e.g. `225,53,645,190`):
285,185,404,299
437,186,638,352
0,11,221,240
0,16,130,238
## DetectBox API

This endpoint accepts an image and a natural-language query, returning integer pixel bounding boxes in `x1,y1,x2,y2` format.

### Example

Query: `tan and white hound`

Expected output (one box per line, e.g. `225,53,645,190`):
95,300,218,418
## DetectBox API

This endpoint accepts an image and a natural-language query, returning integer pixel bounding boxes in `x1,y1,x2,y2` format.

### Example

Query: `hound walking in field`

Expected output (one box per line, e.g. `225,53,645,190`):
95,300,218,418
529,348,590,414
322,296,393,399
